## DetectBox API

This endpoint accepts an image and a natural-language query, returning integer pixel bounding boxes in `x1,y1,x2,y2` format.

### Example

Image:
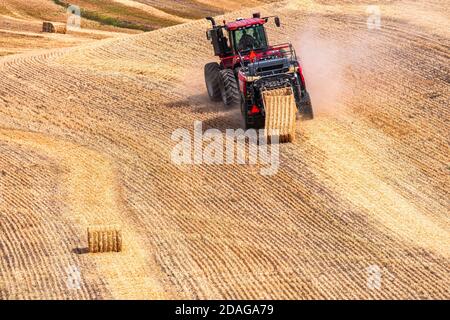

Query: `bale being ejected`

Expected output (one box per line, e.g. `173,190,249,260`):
204,13,313,142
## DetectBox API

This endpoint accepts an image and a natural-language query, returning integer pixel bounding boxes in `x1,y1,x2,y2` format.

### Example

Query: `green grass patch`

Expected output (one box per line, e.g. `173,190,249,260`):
80,10,152,31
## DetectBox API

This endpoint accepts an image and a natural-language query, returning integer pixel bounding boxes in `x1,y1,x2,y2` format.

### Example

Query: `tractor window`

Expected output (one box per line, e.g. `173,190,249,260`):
233,25,267,52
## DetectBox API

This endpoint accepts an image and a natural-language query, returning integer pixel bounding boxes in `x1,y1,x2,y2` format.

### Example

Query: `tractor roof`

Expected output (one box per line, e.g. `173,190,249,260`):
225,18,266,31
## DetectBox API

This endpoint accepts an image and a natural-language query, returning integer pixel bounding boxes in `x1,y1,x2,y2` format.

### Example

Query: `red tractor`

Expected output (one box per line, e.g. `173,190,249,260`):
204,13,313,129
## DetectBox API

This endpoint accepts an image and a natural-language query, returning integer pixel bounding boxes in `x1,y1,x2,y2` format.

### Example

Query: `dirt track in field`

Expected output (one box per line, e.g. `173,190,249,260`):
0,0,449,299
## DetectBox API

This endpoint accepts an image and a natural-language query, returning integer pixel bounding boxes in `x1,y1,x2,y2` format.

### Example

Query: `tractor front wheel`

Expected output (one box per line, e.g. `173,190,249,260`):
219,69,240,107
242,99,265,130
204,62,221,101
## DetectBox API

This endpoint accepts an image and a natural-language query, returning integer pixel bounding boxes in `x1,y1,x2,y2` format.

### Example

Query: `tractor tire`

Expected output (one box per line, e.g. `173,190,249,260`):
242,99,265,130
204,62,221,102
219,69,240,107
299,91,314,120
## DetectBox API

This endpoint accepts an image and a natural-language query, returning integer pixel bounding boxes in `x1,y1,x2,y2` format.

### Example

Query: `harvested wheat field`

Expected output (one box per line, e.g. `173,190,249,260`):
0,0,449,299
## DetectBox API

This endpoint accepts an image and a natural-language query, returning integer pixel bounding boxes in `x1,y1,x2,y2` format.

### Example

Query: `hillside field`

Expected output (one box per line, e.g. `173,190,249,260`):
0,0,449,299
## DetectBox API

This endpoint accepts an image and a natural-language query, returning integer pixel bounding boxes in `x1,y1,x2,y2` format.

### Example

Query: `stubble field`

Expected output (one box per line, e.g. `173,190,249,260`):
0,0,449,299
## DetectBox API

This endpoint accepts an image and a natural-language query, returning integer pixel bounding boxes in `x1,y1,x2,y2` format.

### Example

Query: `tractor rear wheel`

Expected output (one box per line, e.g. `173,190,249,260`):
299,91,314,120
219,69,240,107
204,62,221,101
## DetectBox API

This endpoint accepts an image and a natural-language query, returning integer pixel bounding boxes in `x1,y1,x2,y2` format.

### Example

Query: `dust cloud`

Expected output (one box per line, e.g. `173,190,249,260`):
293,19,372,115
